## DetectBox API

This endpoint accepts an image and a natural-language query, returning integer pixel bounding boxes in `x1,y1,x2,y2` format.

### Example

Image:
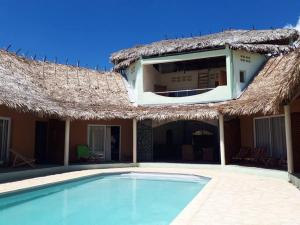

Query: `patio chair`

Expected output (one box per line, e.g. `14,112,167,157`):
244,147,266,164
10,149,36,168
261,156,278,168
232,147,251,161
76,145,104,162
278,156,287,168
77,145,91,160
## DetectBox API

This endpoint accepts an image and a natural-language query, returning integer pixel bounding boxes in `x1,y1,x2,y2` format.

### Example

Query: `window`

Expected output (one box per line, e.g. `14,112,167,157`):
254,116,286,158
240,71,245,83
0,118,10,163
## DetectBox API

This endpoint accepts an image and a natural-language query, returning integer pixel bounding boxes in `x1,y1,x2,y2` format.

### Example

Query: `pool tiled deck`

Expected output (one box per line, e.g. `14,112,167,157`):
0,164,300,225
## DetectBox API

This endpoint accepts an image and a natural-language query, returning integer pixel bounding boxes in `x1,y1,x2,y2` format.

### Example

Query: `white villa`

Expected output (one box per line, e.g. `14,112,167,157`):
1,28,300,187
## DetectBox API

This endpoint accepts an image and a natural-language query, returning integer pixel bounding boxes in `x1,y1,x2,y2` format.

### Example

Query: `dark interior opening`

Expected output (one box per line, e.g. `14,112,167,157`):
110,126,120,161
153,120,220,163
153,56,226,73
35,121,48,164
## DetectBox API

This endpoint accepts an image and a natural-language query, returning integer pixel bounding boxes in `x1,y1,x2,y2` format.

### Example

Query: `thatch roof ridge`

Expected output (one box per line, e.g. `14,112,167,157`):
135,103,219,121
111,28,299,71
228,43,294,55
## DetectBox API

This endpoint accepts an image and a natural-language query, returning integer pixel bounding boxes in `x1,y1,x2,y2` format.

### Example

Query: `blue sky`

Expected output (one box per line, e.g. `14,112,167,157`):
0,0,299,69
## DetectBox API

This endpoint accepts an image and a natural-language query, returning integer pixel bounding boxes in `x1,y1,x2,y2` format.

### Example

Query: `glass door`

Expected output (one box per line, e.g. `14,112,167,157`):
254,116,286,158
88,125,106,159
0,118,10,164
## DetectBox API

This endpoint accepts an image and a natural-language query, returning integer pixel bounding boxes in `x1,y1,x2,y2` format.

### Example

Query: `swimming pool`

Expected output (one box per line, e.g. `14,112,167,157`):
0,172,209,225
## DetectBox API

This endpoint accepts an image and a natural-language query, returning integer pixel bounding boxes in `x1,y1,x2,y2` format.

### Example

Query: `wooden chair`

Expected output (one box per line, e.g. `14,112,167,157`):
244,147,266,164
278,156,287,168
10,150,36,168
181,145,194,161
232,147,251,161
261,157,278,168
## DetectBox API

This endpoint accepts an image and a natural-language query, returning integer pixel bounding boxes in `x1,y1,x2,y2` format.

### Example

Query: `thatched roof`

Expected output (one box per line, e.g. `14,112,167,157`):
1,32,300,121
111,29,299,71
0,50,136,120
135,104,219,121
218,48,300,116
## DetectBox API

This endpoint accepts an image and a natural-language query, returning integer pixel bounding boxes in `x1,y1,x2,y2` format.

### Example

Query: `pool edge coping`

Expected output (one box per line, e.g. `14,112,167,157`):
0,170,211,197
0,165,291,225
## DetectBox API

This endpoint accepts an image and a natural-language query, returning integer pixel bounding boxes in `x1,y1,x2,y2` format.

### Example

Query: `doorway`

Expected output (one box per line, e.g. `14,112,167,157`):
35,121,48,164
0,117,10,164
110,126,120,161
88,125,121,162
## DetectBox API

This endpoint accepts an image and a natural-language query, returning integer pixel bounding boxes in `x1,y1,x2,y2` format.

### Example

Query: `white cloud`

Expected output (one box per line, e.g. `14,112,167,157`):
285,16,300,31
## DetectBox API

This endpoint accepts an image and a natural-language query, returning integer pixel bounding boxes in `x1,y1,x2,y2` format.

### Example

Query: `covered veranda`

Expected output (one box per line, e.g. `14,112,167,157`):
132,104,227,166
132,104,296,174
0,49,137,173
135,119,221,164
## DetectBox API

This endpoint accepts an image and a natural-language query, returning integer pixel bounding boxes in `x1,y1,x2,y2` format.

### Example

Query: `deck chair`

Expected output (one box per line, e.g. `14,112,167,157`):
77,145,90,160
77,145,104,162
244,147,266,163
278,156,287,168
261,156,278,167
10,150,36,168
232,147,251,161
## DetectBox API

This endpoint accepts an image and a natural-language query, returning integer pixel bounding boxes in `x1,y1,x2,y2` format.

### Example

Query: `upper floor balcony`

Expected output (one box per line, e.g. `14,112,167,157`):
125,48,267,105
154,88,215,97
145,56,227,99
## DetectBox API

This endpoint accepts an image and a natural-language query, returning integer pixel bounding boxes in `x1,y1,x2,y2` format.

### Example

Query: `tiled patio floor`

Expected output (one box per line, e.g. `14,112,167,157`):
0,164,299,225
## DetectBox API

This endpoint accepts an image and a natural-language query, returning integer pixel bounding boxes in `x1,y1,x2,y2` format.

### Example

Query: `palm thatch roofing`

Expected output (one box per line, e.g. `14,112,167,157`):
1,29,300,121
111,29,299,71
0,50,136,120
135,104,219,121
218,48,300,116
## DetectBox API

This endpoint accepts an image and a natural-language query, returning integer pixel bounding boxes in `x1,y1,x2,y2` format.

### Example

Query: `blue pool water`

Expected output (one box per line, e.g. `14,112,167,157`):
0,172,208,225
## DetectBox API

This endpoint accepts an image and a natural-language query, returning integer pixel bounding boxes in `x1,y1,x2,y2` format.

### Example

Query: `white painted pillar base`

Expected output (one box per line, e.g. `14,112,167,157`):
219,114,226,166
64,118,71,166
284,105,294,173
133,119,137,164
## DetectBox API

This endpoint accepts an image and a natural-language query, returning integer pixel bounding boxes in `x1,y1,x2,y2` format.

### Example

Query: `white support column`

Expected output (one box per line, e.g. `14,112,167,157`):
219,114,226,166
64,118,70,166
284,105,294,173
133,119,137,164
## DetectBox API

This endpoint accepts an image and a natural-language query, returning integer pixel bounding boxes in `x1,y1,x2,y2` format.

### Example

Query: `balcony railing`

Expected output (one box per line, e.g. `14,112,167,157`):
154,88,214,97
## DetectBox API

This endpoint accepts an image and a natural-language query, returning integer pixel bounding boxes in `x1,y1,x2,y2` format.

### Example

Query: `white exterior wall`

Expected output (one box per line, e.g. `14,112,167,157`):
125,61,141,97
232,50,266,97
143,64,160,92
124,48,266,105
138,86,230,104
155,67,226,91
158,70,199,91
